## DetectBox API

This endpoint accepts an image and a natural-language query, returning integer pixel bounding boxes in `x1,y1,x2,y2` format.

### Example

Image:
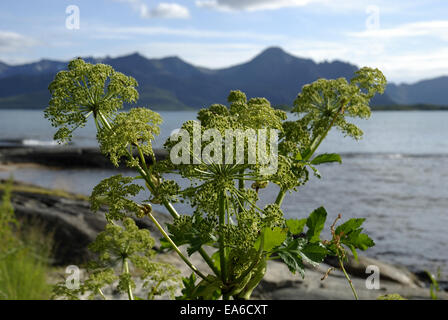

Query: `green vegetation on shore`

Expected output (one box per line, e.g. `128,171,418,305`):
0,178,54,300
0,180,88,201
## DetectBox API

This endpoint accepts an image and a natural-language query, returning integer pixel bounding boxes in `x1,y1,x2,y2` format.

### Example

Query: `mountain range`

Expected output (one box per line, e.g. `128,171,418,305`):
0,47,447,110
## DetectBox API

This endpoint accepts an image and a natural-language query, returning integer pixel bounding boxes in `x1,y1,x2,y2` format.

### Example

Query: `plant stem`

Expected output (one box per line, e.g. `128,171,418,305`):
304,106,345,161
123,258,134,300
199,248,221,278
338,256,359,300
274,189,286,206
147,211,208,281
97,288,107,300
218,189,228,284
237,169,244,213
98,111,112,131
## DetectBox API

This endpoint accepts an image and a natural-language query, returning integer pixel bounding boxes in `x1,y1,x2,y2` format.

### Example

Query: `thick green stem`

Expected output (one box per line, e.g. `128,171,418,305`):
274,189,286,207
338,256,359,300
123,258,134,300
218,189,228,284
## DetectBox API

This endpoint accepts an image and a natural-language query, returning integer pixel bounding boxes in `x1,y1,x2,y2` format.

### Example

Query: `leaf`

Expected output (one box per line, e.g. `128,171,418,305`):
308,164,321,179
335,218,365,235
345,232,375,251
278,250,305,278
275,237,307,277
176,274,197,300
306,207,327,242
193,276,222,300
310,153,342,165
300,243,328,267
335,218,375,261
286,218,307,235
294,151,302,161
255,227,287,252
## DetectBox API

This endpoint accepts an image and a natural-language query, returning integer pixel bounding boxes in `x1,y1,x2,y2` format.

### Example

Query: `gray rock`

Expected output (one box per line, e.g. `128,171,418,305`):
2,180,171,265
324,254,424,288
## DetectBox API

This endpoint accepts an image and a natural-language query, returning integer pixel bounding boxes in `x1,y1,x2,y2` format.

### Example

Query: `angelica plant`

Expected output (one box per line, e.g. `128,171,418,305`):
45,58,385,300
53,218,181,300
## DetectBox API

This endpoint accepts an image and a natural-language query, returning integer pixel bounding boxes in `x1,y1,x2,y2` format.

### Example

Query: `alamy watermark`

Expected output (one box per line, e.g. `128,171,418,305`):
169,122,279,175
66,5,80,30
365,5,382,55
365,265,380,289
365,5,380,31
65,265,80,290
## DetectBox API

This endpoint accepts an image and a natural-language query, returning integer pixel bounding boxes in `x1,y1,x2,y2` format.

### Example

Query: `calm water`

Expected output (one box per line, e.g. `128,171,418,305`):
0,110,447,278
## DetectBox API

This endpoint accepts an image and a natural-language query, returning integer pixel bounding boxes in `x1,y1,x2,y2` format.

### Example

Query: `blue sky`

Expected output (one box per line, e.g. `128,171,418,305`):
0,0,447,83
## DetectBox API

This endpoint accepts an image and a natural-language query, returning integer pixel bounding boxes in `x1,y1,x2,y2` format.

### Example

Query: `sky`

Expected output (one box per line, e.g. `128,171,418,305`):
0,0,448,83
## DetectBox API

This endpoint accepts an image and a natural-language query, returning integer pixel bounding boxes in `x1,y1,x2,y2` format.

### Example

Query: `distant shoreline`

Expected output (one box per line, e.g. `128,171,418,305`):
1,105,448,111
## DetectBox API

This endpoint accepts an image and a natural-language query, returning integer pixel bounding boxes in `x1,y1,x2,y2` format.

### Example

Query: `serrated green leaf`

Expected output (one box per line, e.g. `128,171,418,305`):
256,227,288,252
275,237,307,277
286,218,307,235
336,218,375,252
300,243,328,266
334,218,375,261
278,250,305,278
306,207,327,242
348,244,358,261
310,153,342,165
344,232,375,251
335,218,365,235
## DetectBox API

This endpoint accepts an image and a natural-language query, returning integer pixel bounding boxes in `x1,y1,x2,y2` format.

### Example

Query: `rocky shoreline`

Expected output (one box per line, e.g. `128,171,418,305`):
0,146,168,169
1,178,446,300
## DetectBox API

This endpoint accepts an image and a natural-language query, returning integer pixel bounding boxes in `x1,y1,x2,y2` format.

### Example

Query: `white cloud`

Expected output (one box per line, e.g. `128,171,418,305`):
195,0,318,11
195,0,411,13
0,30,38,53
349,20,448,41
115,0,190,19
144,3,190,19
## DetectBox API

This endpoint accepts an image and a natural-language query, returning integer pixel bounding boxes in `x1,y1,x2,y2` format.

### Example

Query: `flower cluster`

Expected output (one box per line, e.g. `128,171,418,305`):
45,58,139,143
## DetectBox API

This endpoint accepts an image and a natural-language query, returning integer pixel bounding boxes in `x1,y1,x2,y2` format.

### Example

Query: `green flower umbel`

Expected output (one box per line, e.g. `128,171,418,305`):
44,58,139,143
